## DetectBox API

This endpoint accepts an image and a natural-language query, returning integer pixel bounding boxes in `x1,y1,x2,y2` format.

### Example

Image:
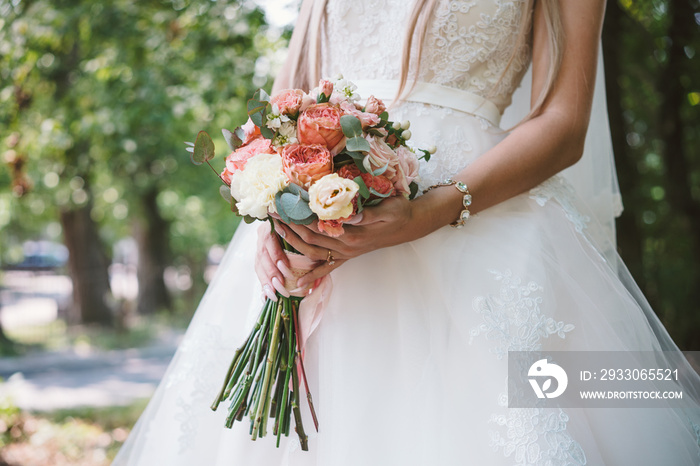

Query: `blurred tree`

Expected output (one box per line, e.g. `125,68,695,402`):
0,0,284,323
604,0,700,349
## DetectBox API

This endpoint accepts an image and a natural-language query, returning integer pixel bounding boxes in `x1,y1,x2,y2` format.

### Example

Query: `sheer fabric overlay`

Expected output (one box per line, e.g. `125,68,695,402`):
114,1,700,465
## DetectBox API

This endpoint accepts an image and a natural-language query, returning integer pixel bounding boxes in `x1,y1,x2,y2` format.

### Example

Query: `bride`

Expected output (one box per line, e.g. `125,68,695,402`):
114,0,700,464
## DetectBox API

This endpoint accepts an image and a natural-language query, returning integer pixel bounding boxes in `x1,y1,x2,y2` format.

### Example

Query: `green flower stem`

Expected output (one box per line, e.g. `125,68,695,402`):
206,159,230,187
212,299,268,410
253,299,284,439
276,304,293,446
292,299,319,432
222,327,257,400
270,333,287,423
291,358,309,451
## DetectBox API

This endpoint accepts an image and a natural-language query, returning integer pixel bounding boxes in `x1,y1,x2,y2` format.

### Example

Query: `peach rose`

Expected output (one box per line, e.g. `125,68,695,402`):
297,103,346,155
393,145,420,196
280,144,333,189
340,101,380,129
271,89,305,116
364,95,386,116
224,136,275,175
317,217,352,237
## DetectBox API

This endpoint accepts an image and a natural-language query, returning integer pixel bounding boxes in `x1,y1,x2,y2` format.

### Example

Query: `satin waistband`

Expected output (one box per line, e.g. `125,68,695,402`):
353,79,502,127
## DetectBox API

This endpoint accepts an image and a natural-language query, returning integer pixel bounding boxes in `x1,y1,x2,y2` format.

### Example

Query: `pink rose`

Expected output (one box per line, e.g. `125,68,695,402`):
271,89,305,116
393,145,420,196
340,101,380,129
364,95,386,116
319,79,334,99
240,118,261,145
225,136,275,174
364,134,399,180
280,144,333,189
297,103,346,155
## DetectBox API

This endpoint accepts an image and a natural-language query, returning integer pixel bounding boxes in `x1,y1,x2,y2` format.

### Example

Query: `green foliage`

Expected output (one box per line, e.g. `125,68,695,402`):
0,0,287,297
191,131,215,165
609,0,700,348
340,114,370,152
275,184,315,225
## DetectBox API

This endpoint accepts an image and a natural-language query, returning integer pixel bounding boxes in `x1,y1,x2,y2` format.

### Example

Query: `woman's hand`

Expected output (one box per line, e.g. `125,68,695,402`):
254,222,293,302
276,189,463,287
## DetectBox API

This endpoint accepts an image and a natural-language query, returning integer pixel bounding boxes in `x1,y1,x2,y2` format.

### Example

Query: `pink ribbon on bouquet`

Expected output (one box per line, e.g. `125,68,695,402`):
283,251,332,351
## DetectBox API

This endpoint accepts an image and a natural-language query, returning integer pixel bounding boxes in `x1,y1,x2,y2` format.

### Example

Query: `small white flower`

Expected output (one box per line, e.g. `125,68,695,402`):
265,103,290,130
402,130,412,140
333,78,359,103
400,120,411,130
272,120,298,147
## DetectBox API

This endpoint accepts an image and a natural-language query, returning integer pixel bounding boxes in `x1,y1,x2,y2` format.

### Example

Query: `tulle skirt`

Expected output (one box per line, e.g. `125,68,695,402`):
114,107,700,466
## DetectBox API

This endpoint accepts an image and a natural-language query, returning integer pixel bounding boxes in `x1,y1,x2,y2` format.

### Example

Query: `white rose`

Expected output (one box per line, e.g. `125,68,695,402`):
308,173,359,220
230,152,289,219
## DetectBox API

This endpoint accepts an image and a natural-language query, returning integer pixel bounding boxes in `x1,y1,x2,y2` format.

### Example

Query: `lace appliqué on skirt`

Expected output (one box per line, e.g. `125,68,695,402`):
489,404,587,466
469,269,575,359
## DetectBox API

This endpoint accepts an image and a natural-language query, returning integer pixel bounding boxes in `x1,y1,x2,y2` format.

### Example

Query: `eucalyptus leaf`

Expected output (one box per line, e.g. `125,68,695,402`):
235,126,247,142
191,131,215,165
340,114,363,138
354,176,370,199
344,151,368,172
248,89,270,128
365,198,384,206
222,128,243,151
372,163,388,177
274,192,292,224
369,187,392,198
280,191,315,222
243,215,257,224
219,184,232,204
283,182,305,198
260,125,275,139
275,185,315,225
346,136,370,153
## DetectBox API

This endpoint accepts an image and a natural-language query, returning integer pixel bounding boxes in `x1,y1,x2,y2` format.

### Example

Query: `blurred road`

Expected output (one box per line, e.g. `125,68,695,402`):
0,335,181,411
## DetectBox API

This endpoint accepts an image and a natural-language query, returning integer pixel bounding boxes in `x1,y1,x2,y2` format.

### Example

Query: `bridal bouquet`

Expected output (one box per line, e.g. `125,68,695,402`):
187,76,432,450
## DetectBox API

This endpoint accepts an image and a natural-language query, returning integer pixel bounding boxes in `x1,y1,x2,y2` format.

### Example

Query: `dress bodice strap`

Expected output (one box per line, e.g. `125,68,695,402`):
353,79,502,127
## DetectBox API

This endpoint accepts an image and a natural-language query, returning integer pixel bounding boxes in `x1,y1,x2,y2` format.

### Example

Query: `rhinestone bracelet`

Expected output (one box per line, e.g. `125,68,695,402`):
422,178,472,228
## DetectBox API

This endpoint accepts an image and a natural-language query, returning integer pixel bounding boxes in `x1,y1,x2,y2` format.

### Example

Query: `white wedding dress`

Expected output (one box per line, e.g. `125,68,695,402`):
114,1,700,465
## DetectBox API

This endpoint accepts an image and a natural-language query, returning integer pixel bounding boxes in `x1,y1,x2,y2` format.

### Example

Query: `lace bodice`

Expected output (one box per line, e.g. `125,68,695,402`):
322,0,531,113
